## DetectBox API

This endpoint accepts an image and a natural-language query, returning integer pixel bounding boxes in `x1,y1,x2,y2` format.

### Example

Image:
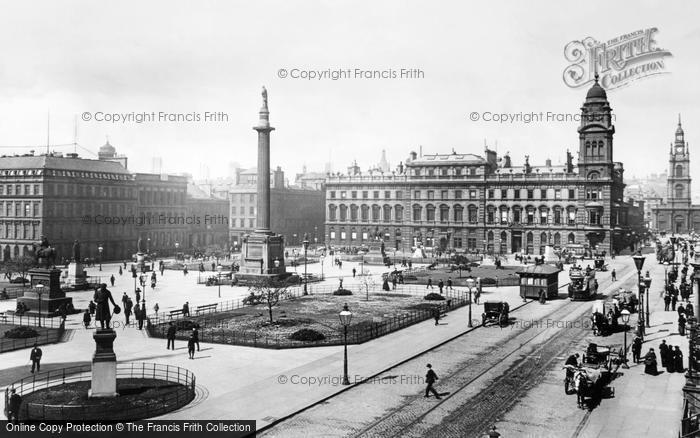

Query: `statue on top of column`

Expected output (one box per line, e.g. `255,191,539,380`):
262,86,268,107
73,240,81,263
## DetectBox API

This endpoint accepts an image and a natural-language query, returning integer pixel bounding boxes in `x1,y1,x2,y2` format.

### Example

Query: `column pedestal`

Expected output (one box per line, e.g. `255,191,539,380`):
89,329,118,398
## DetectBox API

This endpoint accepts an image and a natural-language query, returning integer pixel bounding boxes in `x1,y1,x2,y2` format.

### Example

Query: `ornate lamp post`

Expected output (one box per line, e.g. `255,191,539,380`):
35,284,44,327
643,274,652,328
98,244,104,271
339,303,353,385
319,255,325,280
621,309,630,369
303,233,310,295
632,252,646,339
465,276,476,328
175,242,180,258
216,265,222,298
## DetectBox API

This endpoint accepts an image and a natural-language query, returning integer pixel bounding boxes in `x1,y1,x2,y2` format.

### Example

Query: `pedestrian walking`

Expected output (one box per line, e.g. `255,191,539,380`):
121,292,129,308
474,288,480,305
392,277,397,290
447,278,453,291
433,306,440,325
659,340,669,368
110,275,115,287
538,288,546,304
352,268,356,278
679,313,687,336
83,309,91,329
123,261,127,269
153,303,159,315
89,300,96,315
30,344,42,373
124,299,132,325
632,336,642,364
183,301,190,317
151,278,156,290
674,346,685,373
611,269,616,281
644,348,659,375
135,288,141,304
424,364,441,399
7,389,22,424
119,266,123,276
427,278,434,289
192,327,200,351
183,267,188,276
134,303,143,330
188,335,196,359
672,294,678,311
664,294,671,311
438,280,444,294
166,322,176,350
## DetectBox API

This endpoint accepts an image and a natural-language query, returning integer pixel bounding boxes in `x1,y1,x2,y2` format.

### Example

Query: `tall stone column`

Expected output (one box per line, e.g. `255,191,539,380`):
254,86,274,234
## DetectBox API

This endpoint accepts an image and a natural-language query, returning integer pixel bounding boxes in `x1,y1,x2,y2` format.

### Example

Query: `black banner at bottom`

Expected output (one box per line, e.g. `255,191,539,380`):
1,421,256,437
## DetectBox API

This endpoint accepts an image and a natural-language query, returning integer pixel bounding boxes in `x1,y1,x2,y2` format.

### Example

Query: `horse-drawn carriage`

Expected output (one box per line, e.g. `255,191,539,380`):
593,257,607,272
610,289,638,314
568,266,598,300
482,301,509,327
590,300,620,336
564,343,619,408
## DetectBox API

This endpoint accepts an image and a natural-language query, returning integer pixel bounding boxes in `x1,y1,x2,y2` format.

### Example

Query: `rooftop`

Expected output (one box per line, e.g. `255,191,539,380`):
0,155,131,174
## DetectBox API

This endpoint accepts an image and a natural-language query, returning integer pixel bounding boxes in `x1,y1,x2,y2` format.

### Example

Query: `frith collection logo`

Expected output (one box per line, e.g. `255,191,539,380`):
563,28,672,91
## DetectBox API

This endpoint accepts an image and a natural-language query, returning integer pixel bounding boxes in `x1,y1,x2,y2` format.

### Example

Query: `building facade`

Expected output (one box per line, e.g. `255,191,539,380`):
651,117,700,233
325,76,643,255
186,182,230,250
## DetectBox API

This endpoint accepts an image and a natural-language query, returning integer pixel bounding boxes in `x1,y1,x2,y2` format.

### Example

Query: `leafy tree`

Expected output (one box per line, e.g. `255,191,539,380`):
359,271,377,301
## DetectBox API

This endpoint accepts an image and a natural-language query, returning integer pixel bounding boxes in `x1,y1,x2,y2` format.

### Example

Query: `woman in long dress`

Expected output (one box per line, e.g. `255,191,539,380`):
674,346,685,373
644,348,658,375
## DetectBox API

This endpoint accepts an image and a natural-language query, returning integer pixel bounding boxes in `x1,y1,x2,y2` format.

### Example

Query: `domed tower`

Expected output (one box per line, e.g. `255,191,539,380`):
667,115,691,207
98,139,117,160
577,73,615,179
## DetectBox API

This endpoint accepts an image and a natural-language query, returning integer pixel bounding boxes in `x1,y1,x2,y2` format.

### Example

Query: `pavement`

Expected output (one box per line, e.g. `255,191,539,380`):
0,257,525,427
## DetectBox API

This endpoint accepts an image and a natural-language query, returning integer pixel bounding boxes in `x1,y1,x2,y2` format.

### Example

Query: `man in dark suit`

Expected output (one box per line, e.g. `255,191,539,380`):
30,344,42,373
166,322,177,350
424,363,441,399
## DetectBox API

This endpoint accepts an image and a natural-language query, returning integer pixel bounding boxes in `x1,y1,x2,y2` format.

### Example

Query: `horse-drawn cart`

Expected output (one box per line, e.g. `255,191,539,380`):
564,342,620,408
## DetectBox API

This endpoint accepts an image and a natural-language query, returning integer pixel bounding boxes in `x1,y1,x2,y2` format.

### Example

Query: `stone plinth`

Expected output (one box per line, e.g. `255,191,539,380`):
238,232,289,283
89,329,118,398
543,245,559,263
17,268,73,316
135,252,150,273
64,262,87,287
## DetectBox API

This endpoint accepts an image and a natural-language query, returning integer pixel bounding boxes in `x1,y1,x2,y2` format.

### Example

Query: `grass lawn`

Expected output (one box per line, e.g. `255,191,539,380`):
403,265,522,286
162,290,463,344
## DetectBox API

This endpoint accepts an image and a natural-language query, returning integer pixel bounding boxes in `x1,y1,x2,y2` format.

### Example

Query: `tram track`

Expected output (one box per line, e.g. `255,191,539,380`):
350,265,635,438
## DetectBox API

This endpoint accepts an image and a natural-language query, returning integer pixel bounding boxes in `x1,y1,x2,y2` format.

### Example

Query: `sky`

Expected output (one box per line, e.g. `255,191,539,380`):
0,0,698,187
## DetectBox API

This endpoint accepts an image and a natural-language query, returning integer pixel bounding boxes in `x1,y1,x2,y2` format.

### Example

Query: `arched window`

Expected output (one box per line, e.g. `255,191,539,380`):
512,206,522,223
526,232,534,255
371,205,381,222
597,140,604,157
500,231,507,254
439,204,449,223
568,232,575,244
539,206,549,224
676,165,684,177
487,231,494,253
426,204,436,221
468,205,478,223
554,232,561,246
526,206,535,224
540,232,548,255
394,205,403,222
486,205,495,224
350,204,358,221
676,184,684,199
361,205,370,221
567,206,577,225
454,204,464,222
382,205,391,222
587,171,600,180
499,205,509,224
585,140,591,157
412,204,422,222
328,204,337,221
553,206,562,225
339,204,347,221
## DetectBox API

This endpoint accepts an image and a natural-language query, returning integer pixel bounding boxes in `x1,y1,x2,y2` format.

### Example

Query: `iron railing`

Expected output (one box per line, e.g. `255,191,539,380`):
4,362,195,421
0,321,65,353
148,290,470,349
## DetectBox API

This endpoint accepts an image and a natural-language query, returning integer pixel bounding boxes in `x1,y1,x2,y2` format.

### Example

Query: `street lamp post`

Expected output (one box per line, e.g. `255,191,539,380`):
643,274,652,328
217,265,222,298
465,277,476,328
339,303,353,385
303,234,310,295
98,244,104,271
621,309,630,369
319,255,325,280
632,252,646,340
36,284,44,328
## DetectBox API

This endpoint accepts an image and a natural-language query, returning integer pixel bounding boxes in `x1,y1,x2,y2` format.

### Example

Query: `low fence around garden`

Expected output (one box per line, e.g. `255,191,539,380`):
147,290,471,349
0,321,65,354
4,362,196,421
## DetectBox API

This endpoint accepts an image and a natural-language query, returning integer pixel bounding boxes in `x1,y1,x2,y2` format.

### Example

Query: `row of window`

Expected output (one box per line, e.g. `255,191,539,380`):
230,193,257,203
138,189,185,205
328,204,404,222
0,184,41,196
0,202,39,218
45,203,136,218
232,218,256,229
45,184,135,198
329,188,582,201
0,222,41,240
231,206,255,216
411,166,479,177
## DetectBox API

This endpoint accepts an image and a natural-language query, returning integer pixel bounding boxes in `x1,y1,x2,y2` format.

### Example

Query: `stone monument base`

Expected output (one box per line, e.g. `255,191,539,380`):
543,245,559,263
238,232,288,284
90,329,118,398
17,268,73,316
135,252,151,273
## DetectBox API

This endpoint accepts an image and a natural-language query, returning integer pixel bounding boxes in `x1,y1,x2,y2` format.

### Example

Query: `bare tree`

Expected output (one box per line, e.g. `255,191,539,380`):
245,278,290,323
359,270,377,301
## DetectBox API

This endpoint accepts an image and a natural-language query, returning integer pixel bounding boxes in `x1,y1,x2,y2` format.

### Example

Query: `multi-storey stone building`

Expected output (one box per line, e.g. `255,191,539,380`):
325,75,643,255
651,117,700,233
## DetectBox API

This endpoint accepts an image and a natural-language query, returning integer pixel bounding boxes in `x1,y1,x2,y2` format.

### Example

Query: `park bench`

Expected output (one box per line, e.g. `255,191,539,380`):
168,309,186,319
0,311,6,323
195,303,218,315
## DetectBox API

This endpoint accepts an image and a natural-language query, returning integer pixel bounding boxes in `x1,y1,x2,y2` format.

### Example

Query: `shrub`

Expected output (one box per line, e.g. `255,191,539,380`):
333,288,353,296
174,320,200,331
424,293,445,301
4,326,38,339
480,277,497,285
289,328,326,342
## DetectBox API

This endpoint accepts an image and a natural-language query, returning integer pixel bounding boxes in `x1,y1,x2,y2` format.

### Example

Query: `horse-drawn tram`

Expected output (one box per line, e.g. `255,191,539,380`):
568,265,598,300
564,343,620,408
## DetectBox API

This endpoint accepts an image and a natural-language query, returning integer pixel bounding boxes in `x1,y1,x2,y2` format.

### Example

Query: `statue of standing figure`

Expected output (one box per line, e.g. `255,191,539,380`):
137,237,143,253
73,240,81,263
94,283,118,329
33,235,56,268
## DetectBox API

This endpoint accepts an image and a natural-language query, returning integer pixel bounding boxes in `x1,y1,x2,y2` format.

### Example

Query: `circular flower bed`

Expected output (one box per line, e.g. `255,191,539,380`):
424,293,446,301
4,326,39,339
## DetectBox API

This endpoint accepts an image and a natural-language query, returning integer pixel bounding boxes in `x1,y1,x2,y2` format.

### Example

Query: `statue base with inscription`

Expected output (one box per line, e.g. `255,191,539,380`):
89,329,118,398
236,232,291,284
17,268,73,316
